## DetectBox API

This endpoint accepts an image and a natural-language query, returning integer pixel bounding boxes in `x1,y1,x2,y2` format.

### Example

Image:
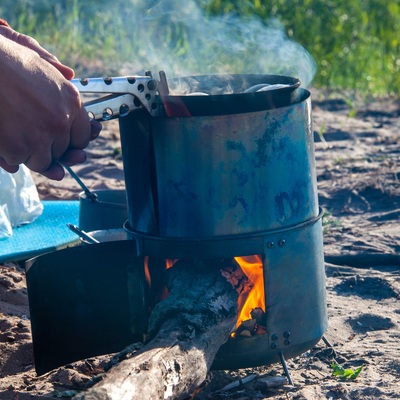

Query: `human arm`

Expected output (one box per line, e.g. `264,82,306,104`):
0,22,101,180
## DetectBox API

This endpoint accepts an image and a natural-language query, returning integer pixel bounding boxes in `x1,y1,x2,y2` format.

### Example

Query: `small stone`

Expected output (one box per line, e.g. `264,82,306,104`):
239,329,252,337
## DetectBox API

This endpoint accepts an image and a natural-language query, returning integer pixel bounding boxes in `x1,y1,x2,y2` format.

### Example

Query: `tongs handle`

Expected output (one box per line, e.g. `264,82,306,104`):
71,75,161,120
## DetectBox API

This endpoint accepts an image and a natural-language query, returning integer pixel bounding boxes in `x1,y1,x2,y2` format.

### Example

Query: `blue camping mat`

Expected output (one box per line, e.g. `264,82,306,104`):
0,201,80,263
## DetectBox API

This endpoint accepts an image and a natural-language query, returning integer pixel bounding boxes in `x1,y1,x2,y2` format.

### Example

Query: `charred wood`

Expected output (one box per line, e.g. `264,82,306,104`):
74,259,248,400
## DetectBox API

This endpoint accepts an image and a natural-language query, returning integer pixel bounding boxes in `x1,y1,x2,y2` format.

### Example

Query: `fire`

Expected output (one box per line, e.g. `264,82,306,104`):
166,259,178,269
144,256,151,286
143,258,177,287
144,255,266,336
144,257,173,304
234,255,265,328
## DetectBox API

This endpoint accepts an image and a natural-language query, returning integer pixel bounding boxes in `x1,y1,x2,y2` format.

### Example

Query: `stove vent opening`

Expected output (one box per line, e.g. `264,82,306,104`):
144,254,266,340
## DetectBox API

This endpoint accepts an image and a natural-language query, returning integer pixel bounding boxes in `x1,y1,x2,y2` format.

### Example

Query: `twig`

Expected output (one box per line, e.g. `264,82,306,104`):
216,373,258,392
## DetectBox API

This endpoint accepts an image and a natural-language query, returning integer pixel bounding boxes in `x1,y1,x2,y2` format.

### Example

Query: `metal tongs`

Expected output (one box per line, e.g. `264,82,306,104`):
71,71,169,121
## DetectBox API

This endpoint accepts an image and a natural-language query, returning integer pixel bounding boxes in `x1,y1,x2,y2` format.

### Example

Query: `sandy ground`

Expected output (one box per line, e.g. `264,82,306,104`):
0,89,399,399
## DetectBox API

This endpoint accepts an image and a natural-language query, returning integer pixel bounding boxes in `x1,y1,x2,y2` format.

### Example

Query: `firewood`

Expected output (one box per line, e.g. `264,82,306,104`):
74,259,248,400
250,307,266,325
234,318,257,337
217,373,257,391
231,306,267,337
257,375,288,388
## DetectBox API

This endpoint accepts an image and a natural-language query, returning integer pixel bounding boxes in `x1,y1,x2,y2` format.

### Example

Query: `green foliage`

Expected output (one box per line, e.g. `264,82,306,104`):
205,0,400,97
331,362,364,380
0,0,130,74
321,210,342,234
1,0,399,96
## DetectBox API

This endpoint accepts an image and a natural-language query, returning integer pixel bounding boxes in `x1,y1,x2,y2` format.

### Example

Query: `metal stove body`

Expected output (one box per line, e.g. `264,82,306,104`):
27,73,327,374
114,73,328,369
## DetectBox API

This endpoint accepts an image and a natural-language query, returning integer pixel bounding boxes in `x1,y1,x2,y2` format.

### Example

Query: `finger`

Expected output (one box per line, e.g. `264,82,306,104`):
0,19,10,28
0,26,75,80
39,161,65,181
22,143,54,176
69,105,93,149
0,158,19,174
59,148,87,166
90,119,103,140
43,58,75,80
21,38,75,80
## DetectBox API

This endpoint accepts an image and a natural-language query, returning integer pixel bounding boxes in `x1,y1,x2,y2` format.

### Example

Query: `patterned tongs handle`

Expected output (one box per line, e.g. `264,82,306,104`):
71,73,161,120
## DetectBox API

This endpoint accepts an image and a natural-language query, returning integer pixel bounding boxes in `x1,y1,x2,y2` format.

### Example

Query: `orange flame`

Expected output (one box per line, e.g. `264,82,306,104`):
234,255,265,327
166,259,178,269
145,256,265,332
144,256,151,286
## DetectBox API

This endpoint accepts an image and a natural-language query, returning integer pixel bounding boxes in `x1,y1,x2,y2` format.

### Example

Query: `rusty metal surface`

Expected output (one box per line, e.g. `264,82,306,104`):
26,214,327,373
26,75,326,374
120,88,317,238
213,215,327,369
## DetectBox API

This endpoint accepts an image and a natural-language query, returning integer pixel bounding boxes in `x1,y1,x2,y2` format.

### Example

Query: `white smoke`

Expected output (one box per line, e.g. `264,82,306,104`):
119,0,316,87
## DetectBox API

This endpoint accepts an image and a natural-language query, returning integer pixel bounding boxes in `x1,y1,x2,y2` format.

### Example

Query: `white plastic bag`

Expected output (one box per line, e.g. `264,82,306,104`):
0,165,43,239
0,204,12,239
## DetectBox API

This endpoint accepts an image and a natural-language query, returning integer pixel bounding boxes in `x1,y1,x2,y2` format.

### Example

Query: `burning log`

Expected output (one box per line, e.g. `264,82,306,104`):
232,307,267,338
74,259,249,400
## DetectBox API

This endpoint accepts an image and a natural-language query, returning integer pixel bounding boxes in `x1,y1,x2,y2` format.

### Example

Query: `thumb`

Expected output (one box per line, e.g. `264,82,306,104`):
39,54,75,80
0,26,75,80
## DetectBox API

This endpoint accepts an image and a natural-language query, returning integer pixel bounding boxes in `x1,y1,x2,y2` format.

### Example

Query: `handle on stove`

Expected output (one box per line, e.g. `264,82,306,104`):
71,74,162,120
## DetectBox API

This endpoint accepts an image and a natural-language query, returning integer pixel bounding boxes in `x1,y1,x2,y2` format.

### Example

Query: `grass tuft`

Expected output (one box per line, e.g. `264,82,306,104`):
1,0,398,97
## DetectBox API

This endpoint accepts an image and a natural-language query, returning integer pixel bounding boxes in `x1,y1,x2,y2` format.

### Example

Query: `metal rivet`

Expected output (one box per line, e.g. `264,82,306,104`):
119,104,130,117
271,334,278,341
271,343,277,349
283,331,291,338
284,339,291,346
278,239,286,247
147,79,158,90
267,241,275,249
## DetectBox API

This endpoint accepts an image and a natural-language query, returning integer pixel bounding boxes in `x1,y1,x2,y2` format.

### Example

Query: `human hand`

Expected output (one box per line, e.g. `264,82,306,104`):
0,26,102,180
0,23,75,80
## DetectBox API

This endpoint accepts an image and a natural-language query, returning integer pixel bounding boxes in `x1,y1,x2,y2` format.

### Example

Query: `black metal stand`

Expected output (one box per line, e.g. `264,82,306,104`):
279,351,293,386
322,335,333,348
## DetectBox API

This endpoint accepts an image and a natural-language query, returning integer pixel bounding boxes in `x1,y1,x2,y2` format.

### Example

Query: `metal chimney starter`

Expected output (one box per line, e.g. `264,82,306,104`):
118,74,328,370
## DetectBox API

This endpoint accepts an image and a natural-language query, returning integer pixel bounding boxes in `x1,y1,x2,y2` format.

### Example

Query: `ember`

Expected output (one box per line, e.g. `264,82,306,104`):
232,307,267,338
145,255,268,339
